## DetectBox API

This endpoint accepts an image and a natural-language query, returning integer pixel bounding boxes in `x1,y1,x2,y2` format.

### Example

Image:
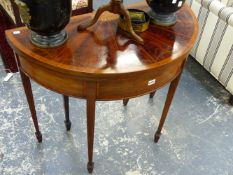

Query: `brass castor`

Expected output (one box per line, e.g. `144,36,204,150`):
35,131,42,143
87,162,94,173
64,120,72,131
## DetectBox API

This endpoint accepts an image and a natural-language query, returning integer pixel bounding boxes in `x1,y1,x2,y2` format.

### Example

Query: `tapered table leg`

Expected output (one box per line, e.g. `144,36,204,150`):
149,91,156,98
154,73,182,143
229,95,233,106
63,95,71,131
19,70,42,142
123,99,129,106
86,82,96,173
124,91,156,106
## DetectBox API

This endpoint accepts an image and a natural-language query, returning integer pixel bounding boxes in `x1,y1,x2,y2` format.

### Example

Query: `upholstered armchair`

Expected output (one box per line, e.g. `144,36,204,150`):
0,0,93,72
186,0,233,104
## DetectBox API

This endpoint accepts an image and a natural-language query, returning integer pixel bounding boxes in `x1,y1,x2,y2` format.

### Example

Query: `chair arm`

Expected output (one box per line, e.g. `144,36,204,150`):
0,0,16,24
196,0,233,27
0,0,24,26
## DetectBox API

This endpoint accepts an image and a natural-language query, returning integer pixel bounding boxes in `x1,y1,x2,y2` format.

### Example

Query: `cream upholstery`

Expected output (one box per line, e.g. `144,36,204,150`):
0,0,89,25
0,0,16,23
187,0,233,95
72,0,88,10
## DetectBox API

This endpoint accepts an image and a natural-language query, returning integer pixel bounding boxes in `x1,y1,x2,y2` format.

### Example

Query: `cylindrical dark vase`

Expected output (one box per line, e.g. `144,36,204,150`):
146,0,186,26
15,0,72,47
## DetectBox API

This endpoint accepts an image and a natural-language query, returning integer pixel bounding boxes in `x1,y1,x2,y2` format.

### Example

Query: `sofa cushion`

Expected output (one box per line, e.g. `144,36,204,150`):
0,0,16,23
223,0,233,6
187,0,233,7
187,0,233,95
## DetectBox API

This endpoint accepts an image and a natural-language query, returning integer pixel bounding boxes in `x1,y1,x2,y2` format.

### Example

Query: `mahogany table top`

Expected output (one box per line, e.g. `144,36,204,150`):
6,2,198,79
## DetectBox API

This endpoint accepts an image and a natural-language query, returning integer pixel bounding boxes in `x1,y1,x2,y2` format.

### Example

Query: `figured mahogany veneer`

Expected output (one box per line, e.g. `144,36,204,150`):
6,2,198,173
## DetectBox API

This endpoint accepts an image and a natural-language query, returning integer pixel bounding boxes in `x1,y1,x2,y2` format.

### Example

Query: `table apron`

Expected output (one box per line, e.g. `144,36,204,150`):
19,56,85,98
19,56,185,100
96,59,185,100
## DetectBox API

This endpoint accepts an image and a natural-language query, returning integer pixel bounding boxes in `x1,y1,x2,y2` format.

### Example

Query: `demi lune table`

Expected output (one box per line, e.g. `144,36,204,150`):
6,2,198,173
